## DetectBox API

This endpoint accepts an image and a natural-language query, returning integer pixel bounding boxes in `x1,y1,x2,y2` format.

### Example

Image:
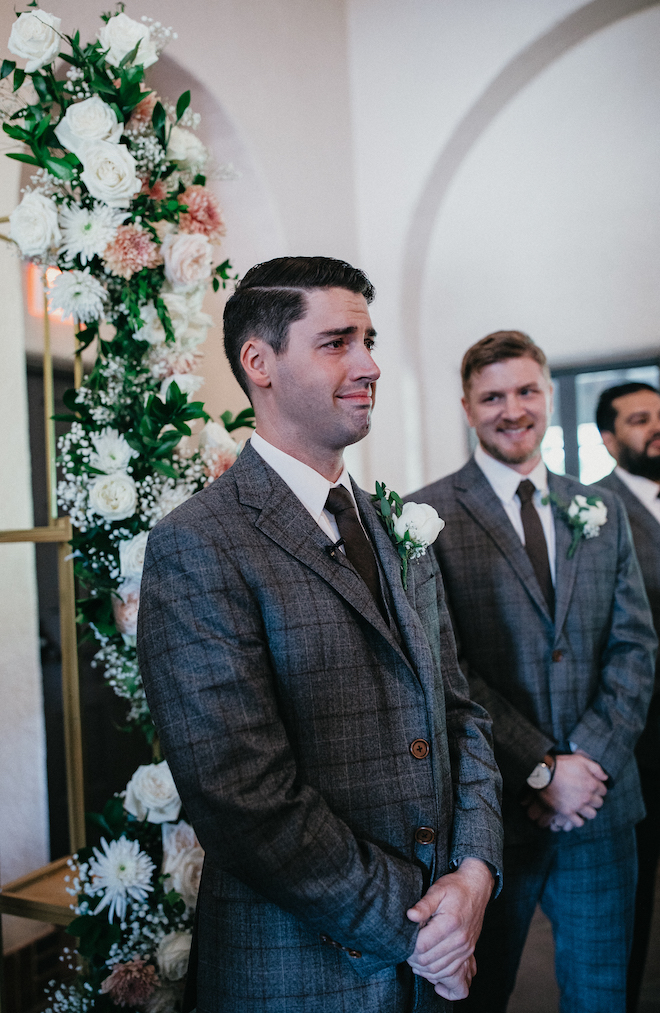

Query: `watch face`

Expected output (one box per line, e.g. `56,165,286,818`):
527,763,551,790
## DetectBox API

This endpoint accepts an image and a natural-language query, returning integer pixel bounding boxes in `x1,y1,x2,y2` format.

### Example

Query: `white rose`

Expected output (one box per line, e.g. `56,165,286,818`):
9,192,61,258
89,428,137,474
198,422,238,456
134,302,166,345
80,141,140,208
567,494,588,518
98,11,158,69
166,125,206,169
393,501,445,546
587,500,608,526
163,844,204,909
159,373,204,401
54,96,122,159
162,233,213,291
124,761,181,824
156,930,192,982
162,819,197,860
8,10,61,73
119,531,149,581
89,472,137,521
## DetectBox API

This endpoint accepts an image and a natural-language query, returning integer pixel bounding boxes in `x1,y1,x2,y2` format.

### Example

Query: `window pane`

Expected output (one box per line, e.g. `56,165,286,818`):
541,424,565,475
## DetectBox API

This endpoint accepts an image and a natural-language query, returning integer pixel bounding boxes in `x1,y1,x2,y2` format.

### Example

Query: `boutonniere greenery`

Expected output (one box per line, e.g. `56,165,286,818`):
371,481,445,588
542,492,608,559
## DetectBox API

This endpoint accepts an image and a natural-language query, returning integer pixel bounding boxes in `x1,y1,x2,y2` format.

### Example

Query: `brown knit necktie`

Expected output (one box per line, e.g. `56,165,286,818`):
325,486,386,615
517,480,555,614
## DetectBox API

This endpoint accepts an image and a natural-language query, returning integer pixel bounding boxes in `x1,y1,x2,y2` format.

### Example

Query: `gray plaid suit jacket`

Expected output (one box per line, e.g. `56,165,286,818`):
412,458,656,844
595,471,660,772
137,443,502,1013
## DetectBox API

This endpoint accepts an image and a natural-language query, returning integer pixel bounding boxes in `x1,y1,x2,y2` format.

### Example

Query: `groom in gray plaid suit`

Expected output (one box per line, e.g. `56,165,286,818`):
137,258,503,1013
412,332,656,1013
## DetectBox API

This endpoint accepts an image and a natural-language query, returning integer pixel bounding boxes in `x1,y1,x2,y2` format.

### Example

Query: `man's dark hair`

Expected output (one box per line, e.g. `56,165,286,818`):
461,330,550,394
223,256,375,397
596,382,660,434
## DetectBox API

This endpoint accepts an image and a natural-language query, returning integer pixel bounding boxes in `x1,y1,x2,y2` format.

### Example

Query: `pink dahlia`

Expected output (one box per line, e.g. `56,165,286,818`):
104,224,162,280
178,185,225,244
140,178,169,202
100,959,159,1007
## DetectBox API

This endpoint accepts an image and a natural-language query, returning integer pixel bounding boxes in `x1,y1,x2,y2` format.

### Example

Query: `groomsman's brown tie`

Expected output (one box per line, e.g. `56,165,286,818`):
325,486,387,617
517,479,555,614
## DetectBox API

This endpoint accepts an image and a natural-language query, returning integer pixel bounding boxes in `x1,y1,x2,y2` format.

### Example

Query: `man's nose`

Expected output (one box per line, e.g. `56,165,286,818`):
502,394,526,418
353,345,380,381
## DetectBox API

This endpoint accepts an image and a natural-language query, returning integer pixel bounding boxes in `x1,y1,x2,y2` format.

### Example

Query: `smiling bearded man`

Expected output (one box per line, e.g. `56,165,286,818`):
409,331,656,1013
136,258,503,1013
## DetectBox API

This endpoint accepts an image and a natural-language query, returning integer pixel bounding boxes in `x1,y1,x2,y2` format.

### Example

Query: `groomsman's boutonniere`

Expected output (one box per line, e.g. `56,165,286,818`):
372,481,445,588
542,492,608,559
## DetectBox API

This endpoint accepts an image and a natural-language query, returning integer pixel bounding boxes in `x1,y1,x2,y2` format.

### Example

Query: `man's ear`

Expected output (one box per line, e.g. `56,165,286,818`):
461,395,474,428
600,429,619,462
240,338,272,390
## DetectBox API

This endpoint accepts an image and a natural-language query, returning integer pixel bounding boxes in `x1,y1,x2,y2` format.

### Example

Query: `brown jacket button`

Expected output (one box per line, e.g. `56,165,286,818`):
552,649,563,662
410,738,430,759
414,826,435,845
347,949,362,958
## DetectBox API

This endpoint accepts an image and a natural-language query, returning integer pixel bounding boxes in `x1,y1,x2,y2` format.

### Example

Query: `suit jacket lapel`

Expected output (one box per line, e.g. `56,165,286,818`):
233,445,411,668
548,473,582,635
454,458,553,622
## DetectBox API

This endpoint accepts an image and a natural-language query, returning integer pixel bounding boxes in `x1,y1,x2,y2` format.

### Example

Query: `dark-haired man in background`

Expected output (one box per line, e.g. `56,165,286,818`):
595,382,660,1011
411,332,655,1012
137,257,502,1013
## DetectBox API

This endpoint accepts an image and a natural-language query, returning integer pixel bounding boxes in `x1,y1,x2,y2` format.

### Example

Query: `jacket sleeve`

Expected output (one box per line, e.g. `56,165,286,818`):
429,560,504,890
568,495,657,780
137,511,424,977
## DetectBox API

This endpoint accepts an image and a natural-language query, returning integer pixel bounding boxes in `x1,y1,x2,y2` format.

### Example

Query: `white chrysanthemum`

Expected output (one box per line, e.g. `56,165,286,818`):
59,203,127,265
48,268,107,323
89,428,138,474
89,836,154,922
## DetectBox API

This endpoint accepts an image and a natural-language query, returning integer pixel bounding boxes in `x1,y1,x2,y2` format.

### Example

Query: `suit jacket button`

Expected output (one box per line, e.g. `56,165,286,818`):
347,949,362,958
552,649,563,662
414,826,435,844
319,934,330,944
410,738,430,759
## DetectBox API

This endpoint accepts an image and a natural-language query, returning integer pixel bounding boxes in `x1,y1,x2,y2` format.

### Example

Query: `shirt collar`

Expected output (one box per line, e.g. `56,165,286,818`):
614,465,660,508
474,442,549,505
250,432,355,521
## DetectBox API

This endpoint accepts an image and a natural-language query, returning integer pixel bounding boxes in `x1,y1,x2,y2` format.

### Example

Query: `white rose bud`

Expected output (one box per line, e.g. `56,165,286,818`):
54,96,122,159
156,930,193,982
124,761,181,824
88,472,137,521
9,192,61,258
393,501,445,546
162,233,213,291
119,531,149,582
166,125,206,169
8,10,62,73
80,141,140,208
98,11,158,69
198,421,238,456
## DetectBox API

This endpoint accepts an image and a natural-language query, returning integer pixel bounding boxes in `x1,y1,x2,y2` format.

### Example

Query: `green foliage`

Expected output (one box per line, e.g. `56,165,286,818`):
371,481,411,588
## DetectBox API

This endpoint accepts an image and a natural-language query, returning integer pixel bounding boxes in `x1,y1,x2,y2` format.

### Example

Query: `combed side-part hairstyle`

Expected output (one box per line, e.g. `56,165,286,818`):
596,382,660,434
461,330,550,394
223,256,376,398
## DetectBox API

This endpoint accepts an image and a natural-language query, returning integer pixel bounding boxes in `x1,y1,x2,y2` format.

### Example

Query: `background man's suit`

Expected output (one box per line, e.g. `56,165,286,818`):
596,469,660,1006
137,443,502,1013
413,459,655,1010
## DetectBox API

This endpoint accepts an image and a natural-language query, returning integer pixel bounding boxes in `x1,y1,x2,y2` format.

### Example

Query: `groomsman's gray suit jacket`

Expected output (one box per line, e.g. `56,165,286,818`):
413,459,656,843
595,470,660,773
137,443,503,1013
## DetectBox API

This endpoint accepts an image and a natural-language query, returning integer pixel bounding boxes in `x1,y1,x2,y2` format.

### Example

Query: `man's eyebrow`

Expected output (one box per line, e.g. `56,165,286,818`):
316,326,377,338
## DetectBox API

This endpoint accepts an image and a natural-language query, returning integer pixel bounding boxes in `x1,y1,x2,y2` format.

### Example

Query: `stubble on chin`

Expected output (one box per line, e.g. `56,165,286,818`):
479,434,538,467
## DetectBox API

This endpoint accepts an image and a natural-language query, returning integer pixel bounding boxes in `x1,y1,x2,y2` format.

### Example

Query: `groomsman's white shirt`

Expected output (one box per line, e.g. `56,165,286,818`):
474,443,557,585
614,466,660,527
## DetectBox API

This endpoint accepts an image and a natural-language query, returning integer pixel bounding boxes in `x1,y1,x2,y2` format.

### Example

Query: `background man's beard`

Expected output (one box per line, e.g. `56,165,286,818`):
619,443,660,481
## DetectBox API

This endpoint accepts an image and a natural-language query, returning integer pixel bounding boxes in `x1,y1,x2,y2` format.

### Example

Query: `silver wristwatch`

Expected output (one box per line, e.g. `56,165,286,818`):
526,756,555,790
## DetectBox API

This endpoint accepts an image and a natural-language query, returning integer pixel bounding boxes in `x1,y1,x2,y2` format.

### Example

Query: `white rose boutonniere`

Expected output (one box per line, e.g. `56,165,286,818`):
543,492,608,558
372,482,444,588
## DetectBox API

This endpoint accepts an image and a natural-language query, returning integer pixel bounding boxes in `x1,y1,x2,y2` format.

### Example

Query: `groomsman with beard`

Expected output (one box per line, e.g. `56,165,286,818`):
595,382,660,1012
410,332,656,1013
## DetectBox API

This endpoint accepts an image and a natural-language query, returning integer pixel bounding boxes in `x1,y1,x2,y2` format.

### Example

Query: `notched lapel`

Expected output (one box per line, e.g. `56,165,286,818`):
549,475,582,635
454,461,553,623
233,446,410,665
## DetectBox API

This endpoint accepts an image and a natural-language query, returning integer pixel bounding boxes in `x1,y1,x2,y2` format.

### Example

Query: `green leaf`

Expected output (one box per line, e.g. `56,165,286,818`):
152,460,179,480
12,68,25,92
193,173,206,186
2,123,31,142
176,89,191,122
6,151,40,167
44,156,74,181
31,73,51,104
0,60,15,81
151,100,167,139
118,39,141,69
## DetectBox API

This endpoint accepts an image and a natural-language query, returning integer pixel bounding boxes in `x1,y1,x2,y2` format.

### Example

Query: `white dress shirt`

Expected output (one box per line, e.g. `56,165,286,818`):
614,466,660,526
474,443,556,584
250,432,357,550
